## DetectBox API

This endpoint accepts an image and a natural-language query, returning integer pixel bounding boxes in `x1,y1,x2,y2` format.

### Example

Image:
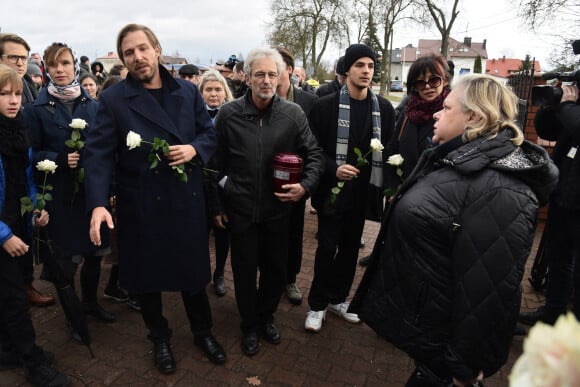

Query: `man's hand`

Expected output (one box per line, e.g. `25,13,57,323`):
275,183,306,202
336,164,360,181
90,206,114,246
167,144,197,166
68,151,80,169
561,84,579,104
3,235,29,257
214,214,229,229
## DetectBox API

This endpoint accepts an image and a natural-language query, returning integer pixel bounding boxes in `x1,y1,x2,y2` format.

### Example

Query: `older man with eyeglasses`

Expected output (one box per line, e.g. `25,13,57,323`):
212,47,323,356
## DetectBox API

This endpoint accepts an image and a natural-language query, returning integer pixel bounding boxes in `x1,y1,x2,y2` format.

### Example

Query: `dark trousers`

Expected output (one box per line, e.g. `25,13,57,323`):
544,201,580,318
138,289,212,341
287,197,306,284
54,255,102,305
17,255,33,285
230,220,288,333
211,225,230,278
0,251,45,369
308,210,366,311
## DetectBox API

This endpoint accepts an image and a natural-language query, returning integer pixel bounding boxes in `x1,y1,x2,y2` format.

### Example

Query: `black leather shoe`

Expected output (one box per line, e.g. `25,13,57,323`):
261,322,281,344
194,335,226,364
153,340,176,374
214,275,227,297
241,332,259,356
83,303,116,323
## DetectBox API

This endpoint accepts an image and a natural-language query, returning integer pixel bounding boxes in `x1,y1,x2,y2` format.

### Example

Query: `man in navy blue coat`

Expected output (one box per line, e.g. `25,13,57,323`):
84,24,226,373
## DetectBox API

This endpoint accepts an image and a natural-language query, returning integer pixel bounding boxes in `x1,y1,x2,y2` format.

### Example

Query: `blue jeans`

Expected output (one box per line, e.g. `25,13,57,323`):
544,201,580,319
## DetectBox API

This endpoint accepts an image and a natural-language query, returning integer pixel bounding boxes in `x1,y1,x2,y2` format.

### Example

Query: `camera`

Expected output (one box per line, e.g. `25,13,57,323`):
532,70,580,106
532,39,580,106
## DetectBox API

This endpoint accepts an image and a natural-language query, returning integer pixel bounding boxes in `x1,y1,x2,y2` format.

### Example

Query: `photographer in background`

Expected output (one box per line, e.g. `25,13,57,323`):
520,80,580,325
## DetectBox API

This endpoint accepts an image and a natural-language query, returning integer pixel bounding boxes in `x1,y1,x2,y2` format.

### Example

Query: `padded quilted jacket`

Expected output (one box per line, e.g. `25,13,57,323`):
350,130,558,380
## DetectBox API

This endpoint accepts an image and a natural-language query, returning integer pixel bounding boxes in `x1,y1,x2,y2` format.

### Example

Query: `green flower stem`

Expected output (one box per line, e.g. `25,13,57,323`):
39,171,48,211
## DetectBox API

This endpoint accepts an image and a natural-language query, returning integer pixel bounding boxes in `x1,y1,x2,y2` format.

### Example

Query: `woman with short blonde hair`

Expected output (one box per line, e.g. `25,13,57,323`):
351,74,558,386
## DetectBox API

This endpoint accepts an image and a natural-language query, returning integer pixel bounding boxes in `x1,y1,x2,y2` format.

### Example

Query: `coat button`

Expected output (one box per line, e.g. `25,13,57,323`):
192,192,197,197
156,196,161,201
154,170,159,174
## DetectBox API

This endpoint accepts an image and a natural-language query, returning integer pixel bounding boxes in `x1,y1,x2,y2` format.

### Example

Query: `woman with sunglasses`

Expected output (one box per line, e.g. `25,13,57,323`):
384,54,451,191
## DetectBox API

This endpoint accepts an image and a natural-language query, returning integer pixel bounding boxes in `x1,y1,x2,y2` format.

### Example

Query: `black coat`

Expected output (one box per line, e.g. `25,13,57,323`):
315,79,341,98
535,102,580,209
308,90,395,220
293,87,318,117
84,65,217,293
384,96,435,191
24,87,108,256
351,131,558,381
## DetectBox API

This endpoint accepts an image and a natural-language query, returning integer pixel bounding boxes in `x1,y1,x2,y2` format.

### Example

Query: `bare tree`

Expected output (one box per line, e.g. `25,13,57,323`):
357,0,416,96
517,0,578,30
423,0,461,57
268,0,346,79
517,0,579,70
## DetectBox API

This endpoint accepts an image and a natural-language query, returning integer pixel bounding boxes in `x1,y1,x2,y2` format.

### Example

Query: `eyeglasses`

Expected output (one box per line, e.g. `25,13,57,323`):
180,74,198,79
2,55,28,64
252,72,279,80
414,75,443,91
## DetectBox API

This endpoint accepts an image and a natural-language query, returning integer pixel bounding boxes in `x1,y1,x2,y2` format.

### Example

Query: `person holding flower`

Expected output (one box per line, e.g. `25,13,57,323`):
0,64,71,387
23,42,116,337
356,55,452,268
84,24,226,372
304,44,395,333
350,74,559,386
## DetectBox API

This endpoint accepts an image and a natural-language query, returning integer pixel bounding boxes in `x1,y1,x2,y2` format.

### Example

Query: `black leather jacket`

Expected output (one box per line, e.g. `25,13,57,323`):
213,91,323,232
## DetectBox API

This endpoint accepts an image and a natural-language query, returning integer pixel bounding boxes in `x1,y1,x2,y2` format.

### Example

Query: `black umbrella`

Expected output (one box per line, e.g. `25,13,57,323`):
34,223,95,358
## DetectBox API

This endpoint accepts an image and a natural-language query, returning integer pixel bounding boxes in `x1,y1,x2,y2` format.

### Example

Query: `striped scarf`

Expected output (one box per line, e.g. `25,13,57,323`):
335,84,383,189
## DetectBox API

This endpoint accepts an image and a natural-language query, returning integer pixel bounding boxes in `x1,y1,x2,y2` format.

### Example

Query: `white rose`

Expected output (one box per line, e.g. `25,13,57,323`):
387,154,404,167
36,159,58,174
126,131,142,150
509,313,580,387
69,118,88,130
370,138,384,152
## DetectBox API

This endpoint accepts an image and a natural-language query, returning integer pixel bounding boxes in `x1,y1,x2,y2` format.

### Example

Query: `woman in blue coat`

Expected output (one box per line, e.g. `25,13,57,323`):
23,43,115,336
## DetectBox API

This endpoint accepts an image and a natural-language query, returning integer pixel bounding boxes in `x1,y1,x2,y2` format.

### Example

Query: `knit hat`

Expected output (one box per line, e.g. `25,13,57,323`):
27,62,42,77
335,56,346,76
342,44,376,73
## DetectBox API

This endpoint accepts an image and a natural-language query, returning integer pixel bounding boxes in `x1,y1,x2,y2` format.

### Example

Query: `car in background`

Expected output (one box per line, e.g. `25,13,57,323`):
389,80,403,92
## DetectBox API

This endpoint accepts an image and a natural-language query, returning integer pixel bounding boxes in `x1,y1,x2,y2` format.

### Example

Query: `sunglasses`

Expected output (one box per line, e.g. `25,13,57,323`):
414,75,443,91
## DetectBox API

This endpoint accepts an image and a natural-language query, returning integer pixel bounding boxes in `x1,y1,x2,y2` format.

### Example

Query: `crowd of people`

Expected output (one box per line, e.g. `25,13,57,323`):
0,22,572,387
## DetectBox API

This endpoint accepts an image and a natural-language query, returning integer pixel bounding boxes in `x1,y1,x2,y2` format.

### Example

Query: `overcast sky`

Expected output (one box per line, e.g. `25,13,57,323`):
1,0,564,72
